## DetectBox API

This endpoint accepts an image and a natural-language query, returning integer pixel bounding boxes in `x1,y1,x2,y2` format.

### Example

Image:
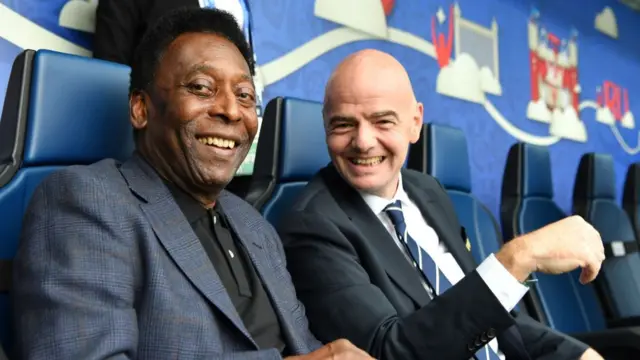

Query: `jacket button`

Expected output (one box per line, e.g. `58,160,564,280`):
480,333,489,342
487,328,496,338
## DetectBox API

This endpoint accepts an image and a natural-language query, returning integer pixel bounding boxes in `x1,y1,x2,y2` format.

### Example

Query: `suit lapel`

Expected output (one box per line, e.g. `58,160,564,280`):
322,166,430,306
220,194,302,348
119,154,255,345
402,173,477,274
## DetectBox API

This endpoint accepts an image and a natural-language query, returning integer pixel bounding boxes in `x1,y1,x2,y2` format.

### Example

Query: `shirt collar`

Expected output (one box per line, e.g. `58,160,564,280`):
359,173,412,215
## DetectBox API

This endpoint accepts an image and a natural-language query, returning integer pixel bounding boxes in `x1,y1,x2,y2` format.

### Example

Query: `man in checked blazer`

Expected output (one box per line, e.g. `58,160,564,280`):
12,8,372,360
277,49,606,360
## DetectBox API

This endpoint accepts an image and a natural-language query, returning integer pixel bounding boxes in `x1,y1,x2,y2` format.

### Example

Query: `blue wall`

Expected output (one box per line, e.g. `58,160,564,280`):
250,0,640,218
1,0,639,222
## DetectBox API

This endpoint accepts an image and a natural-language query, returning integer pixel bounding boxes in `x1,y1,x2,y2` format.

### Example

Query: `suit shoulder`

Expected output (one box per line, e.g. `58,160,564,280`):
289,170,338,214
40,158,124,189
34,158,130,203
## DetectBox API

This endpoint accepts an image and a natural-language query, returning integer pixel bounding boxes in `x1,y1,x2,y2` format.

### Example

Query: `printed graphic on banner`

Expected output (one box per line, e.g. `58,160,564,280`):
526,9,586,143
434,4,502,104
594,6,618,39
596,81,635,129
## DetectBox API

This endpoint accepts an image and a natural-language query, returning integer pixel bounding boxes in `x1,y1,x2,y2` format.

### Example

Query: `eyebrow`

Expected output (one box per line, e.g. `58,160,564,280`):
327,115,357,125
367,110,398,119
185,64,253,84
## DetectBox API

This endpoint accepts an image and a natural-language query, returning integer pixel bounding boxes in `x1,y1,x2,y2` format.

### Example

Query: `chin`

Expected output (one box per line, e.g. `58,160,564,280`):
347,176,386,193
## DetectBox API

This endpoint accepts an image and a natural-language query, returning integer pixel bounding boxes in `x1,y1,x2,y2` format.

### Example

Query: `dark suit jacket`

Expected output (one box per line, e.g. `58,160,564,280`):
12,154,321,359
94,0,202,65
277,165,589,360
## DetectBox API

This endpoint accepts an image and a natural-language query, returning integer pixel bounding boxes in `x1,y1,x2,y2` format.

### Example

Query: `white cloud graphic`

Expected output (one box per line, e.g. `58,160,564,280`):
480,66,502,96
59,0,98,33
549,106,587,143
527,98,551,123
595,7,618,39
596,106,615,125
315,0,388,38
622,111,635,129
436,53,484,104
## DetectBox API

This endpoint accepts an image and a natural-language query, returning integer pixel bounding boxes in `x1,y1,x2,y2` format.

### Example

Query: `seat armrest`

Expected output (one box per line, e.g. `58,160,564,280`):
571,327,640,359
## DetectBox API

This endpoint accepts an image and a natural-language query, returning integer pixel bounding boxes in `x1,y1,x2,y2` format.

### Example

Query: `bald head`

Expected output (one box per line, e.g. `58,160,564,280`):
324,49,416,112
322,49,423,199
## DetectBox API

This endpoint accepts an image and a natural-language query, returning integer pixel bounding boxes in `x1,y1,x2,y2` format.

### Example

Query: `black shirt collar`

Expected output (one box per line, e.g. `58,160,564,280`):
163,181,214,223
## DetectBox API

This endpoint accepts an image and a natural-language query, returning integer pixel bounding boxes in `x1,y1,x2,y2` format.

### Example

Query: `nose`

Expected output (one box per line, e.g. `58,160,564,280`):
210,88,241,122
351,123,376,152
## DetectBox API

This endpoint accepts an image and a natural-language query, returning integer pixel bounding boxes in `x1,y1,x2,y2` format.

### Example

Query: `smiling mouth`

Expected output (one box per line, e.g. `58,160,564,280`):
196,136,237,149
348,156,386,166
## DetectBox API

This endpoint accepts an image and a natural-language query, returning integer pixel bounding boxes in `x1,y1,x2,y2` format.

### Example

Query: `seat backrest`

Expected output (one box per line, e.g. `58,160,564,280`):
622,163,640,242
0,50,133,352
573,153,640,321
500,143,606,333
408,124,502,264
246,97,327,225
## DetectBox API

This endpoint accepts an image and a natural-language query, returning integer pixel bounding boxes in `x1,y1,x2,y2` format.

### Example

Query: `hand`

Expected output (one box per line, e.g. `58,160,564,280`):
496,215,605,284
580,348,604,360
285,339,375,360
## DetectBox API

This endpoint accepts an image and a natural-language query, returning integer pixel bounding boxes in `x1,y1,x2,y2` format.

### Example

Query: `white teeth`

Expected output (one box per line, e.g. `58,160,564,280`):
352,156,383,165
198,136,236,149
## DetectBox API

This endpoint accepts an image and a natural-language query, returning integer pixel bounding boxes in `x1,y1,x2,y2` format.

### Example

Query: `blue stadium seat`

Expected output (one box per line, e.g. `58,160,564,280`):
245,97,327,225
500,143,606,333
408,124,502,264
500,143,640,357
0,49,133,353
408,123,528,315
573,153,640,326
623,163,640,243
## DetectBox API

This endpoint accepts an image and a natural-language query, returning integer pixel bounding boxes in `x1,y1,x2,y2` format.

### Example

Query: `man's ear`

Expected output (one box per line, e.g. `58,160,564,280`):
409,101,424,144
130,90,149,131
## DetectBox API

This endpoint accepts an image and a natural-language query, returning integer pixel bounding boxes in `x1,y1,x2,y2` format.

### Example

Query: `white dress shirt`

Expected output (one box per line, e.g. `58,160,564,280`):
359,174,529,359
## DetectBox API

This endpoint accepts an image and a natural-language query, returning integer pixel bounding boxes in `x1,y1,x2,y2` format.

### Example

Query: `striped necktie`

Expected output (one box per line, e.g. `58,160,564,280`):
384,200,500,360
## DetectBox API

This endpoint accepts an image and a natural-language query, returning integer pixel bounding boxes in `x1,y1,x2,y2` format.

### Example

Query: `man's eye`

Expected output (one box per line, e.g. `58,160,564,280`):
187,83,212,95
239,91,255,100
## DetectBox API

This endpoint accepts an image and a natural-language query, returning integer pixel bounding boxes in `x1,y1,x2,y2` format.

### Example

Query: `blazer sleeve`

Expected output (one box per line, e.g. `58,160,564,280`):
93,0,143,64
12,169,141,360
514,313,589,359
279,210,516,360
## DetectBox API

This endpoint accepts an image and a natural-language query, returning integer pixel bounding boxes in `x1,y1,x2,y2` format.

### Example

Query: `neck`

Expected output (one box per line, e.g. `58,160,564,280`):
136,146,221,207
365,174,401,200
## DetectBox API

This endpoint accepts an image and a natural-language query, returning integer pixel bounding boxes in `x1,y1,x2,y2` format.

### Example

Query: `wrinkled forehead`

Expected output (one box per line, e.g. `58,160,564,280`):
158,32,251,80
324,76,410,120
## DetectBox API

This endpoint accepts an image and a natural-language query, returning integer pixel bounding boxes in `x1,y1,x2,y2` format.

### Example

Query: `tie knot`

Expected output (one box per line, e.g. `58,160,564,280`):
384,200,405,228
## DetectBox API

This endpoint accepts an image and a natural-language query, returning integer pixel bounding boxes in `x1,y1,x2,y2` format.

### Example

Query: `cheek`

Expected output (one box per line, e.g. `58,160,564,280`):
326,134,350,156
379,133,409,158
244,111,259,138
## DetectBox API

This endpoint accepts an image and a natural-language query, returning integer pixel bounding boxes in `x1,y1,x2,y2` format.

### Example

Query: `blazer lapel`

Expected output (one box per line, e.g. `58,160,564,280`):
219,193,301,348
119,154,255,345
322,166,430,307
402,174,477,273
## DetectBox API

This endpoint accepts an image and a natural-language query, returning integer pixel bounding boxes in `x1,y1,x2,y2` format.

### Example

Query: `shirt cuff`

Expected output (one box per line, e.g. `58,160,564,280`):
476,254,529,312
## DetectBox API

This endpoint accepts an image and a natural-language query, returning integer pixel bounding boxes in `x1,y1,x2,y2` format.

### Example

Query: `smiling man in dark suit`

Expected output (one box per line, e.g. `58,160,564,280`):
12,8,372,360
277,49,605,360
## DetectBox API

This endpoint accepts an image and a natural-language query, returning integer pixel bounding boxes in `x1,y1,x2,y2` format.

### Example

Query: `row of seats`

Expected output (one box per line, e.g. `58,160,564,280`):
244,96,640,356
2,49,640,357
